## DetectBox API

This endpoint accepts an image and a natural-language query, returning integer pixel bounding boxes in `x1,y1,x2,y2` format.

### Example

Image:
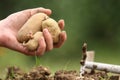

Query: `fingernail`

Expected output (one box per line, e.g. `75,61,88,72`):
61,31,67,41
43,29,48,33
40,7,44,9
62,31,66,34
60,19,64,22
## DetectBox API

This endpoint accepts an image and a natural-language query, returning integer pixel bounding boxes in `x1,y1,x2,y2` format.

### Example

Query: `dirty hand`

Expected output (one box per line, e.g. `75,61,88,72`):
0,7,67,56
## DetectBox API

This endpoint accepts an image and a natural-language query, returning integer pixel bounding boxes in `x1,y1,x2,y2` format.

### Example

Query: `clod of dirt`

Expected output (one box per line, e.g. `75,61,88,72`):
23,66,51,80
5,66,24,80
109,75,119,80
4,66,120,80
83,71,108,80
5,66,51,80
54,70,79,80
78,71,120,80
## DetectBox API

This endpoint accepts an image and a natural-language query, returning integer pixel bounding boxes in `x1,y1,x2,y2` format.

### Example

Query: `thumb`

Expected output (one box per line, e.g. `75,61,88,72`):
22,7,52,17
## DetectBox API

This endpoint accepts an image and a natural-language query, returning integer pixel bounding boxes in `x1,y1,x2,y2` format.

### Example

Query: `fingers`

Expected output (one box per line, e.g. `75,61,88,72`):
16,29,53,56
31,7,52,16
55,19,66,48
18,33,53,56
54,31,67,48
21,20,66,55
58,19,65,30
36,37,46,56
43,29,53,51
19,37,46,56
22,29,66,55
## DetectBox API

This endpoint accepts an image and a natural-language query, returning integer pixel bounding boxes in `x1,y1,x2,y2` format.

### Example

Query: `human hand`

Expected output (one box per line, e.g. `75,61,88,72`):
0,7,67,56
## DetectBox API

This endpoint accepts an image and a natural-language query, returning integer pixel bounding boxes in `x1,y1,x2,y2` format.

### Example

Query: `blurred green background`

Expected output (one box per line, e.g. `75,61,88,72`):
0,0,120,78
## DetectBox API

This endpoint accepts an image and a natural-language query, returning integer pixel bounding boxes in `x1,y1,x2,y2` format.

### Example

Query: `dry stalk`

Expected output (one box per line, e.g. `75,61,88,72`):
80,43,87,76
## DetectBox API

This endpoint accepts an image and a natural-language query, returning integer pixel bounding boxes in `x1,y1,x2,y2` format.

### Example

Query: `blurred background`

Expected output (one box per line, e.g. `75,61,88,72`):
0,0,120,78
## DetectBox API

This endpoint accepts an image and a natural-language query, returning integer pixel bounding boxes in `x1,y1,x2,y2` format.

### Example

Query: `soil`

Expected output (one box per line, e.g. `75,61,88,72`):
2,65,119,80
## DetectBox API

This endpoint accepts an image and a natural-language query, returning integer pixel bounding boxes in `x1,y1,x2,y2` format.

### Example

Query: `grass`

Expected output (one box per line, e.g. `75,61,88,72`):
62,60,71,70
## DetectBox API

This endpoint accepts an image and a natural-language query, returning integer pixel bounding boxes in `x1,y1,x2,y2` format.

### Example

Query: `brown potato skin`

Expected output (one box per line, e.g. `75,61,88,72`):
17,13,62,51
24,32,43,51
42,18,61,43
17,13,48,43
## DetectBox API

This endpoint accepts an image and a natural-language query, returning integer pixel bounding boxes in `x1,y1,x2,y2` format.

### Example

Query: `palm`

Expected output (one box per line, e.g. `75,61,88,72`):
2,11,32,54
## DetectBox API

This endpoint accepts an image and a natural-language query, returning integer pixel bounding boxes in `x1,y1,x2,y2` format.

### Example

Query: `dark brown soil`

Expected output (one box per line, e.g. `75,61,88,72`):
3,66,120,80
5,66,51,80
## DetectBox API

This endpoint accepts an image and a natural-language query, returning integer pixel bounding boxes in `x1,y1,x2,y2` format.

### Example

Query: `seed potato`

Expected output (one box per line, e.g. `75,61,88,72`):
17,13,62,51
17,13,48,43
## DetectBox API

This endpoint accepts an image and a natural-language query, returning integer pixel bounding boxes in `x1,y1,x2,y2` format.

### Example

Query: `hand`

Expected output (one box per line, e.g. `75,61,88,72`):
0,7,67,56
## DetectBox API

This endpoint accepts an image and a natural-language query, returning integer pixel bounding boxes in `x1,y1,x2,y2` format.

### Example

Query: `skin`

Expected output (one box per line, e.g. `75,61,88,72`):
24,32,43,51
0,7,67,56
42,18,61,43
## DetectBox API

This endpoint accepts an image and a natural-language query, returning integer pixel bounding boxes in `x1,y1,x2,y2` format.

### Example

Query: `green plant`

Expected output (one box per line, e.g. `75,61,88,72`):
63,60,71,70
35,53,41,66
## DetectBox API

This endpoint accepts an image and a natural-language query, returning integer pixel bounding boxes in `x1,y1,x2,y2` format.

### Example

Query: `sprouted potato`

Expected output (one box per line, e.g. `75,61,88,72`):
17,13,61,51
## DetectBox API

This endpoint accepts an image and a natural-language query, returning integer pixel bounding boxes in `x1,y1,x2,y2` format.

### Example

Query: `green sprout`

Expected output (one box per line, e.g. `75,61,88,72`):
63,60,71,70
35,52,40,66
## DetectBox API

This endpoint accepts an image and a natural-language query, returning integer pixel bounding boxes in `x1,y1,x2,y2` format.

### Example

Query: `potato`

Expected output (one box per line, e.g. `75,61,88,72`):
23,32,43,51
42,18,61,43
17,13,49,43
17,13,62,51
